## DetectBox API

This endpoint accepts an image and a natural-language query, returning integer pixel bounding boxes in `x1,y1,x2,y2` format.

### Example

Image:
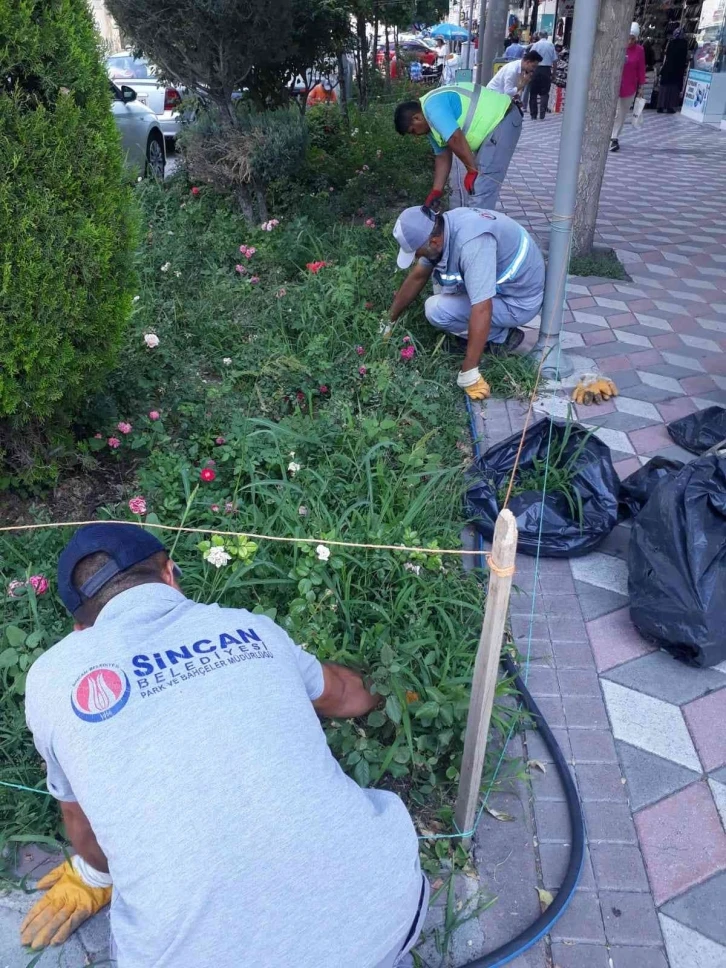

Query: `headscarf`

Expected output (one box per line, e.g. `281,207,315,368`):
630,22,640,38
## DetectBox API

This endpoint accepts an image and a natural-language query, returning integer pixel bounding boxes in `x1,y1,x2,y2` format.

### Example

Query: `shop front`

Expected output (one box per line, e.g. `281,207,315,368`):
681,0,726,122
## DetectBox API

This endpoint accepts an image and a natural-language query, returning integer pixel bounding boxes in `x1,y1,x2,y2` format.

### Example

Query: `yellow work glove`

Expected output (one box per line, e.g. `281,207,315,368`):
571,375,618,405
457,368,491,401
21,857,112,949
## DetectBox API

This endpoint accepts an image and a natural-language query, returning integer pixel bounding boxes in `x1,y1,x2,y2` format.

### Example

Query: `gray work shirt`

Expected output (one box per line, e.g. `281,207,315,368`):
25,584,422,968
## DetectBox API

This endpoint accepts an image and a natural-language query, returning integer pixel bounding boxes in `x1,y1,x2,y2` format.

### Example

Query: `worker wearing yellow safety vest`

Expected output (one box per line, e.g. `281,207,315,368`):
393,82,522,211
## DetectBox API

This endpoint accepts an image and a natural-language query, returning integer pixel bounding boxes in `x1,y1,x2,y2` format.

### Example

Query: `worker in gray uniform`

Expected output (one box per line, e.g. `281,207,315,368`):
387,205,545,400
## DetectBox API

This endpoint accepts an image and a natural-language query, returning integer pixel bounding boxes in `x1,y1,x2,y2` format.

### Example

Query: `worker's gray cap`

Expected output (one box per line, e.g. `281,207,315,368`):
392,206,438,269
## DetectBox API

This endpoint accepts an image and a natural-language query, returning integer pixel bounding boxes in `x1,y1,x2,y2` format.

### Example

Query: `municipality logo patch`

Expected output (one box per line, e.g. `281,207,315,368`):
71,665,130,723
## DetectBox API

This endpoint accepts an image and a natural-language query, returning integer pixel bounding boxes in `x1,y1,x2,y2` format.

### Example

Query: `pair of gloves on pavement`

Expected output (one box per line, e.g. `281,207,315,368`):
21,856,111,950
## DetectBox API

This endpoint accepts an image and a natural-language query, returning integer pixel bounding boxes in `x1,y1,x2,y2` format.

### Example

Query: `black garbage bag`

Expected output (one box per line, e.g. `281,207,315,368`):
667,406,726,454
619,456,684,518
629,455,726,666
465,418,620,557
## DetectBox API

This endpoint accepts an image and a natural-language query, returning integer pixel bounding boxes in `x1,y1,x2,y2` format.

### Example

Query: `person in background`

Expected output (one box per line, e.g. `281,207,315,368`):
658,26,689,113
307,79,337,107
529,31,557,119
387,206,545,400
394,83,522,210
435,37,449,69
504,32,525,61
610,22,646,152
20,524,428,967
487,49,542,98
441,50,461,85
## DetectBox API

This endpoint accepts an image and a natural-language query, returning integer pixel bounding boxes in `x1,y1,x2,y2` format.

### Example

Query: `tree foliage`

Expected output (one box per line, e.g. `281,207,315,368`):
0,0,135,445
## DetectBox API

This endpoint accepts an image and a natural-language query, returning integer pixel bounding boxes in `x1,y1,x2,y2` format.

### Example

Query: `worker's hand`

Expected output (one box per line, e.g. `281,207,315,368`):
424,188,443,211
380,313,396,340
464,169,478,195
571,375,618,405
457,367,491,400
20,858,112,949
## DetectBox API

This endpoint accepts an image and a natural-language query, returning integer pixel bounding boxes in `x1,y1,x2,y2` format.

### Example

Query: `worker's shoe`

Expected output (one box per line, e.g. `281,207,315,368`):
444,334,468,355
609,139,620,152
486,328,525,357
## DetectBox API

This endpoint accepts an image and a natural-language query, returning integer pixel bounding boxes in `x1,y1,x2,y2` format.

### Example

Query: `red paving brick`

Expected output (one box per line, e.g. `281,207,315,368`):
683,689,726,773
587,608,656,673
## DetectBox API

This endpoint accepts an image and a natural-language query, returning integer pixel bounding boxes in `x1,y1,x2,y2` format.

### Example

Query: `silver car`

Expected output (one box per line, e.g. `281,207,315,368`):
107,51,184,140
110,81,166,179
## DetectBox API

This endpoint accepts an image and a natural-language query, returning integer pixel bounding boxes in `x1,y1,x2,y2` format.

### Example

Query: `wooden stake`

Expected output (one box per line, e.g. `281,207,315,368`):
454,509,518,848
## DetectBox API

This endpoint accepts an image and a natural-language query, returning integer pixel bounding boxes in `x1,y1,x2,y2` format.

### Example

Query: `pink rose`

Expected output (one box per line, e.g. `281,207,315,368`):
364,218,376,228
149,410,160,420
276,288,287,298
249,276,260,284
28,576,49,596
128,496,147,515
402,336,411,343
117,422,132,435
225,501,236,514
400,345,416,361
215,436,226,445
108,437,121,449
210,504,220,512
359,366,367,376
235,264,247,275
94,433,102,439
191,186,200,196
7,580,24,598
355,345,365,355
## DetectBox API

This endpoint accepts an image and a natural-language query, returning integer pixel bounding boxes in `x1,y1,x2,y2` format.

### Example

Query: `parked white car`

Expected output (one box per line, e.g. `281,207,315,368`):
106,51,183,140
110,81,166,179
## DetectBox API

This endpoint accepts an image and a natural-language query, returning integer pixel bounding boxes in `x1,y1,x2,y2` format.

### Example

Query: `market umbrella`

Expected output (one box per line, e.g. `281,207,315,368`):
431,23,470,41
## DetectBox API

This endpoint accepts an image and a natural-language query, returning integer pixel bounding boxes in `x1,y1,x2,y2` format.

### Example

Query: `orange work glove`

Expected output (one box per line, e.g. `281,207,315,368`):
20,857,112,949
457,367,491,400
571,375,619,405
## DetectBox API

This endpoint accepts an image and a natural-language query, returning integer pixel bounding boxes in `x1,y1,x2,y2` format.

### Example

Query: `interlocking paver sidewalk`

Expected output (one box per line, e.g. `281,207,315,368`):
467,110,726,968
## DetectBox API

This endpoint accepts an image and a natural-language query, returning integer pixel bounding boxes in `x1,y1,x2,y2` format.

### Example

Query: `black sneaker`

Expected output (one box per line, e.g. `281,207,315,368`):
609,139,620,152
486,328,525,357
444,334,468,355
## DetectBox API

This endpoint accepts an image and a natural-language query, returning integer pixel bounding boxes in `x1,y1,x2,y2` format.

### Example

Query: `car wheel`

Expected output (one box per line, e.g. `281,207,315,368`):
145,132,165,179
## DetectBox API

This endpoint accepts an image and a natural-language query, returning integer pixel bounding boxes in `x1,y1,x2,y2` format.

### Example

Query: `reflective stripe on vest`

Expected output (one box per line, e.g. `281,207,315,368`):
420,83,507,150
432,230,529,293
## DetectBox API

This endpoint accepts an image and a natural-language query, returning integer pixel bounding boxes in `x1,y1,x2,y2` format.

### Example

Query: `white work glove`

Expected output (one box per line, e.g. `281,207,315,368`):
457,367,491,401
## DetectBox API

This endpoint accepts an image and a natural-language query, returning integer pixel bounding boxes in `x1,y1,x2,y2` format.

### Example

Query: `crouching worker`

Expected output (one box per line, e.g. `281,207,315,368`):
387,205,544,400
21,523,428,968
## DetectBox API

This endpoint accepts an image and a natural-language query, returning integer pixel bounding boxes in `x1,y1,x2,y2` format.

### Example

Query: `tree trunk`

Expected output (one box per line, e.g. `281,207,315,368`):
252,180,269,224
372,6,379,73
356,14,370,110
235,184,255,224
384,23,391,92
337,52,350,126
572,0,636,258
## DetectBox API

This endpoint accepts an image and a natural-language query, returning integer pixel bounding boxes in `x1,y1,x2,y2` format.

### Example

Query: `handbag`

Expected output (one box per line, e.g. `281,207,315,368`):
632,95,646,126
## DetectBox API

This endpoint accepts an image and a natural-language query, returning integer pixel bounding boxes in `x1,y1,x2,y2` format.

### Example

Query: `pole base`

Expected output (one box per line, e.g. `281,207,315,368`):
528,336,575,380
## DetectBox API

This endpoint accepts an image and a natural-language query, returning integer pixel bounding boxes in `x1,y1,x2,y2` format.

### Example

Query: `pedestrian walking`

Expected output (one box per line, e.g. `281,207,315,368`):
387,206,545,400
610,23,646,152
529,31,557,119
487,49,542,98
504,32,525,61
657,27,689,113
394,83,523,211
20,524,429,967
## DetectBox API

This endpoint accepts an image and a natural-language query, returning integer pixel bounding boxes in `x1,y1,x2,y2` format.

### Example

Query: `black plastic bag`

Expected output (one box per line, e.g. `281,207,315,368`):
619,456,684,518
667,406,726,455
465,418,620,558
629,455,726,667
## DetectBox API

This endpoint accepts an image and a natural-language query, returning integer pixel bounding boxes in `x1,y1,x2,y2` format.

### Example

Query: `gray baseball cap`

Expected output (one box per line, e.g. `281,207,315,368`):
392,206,437,268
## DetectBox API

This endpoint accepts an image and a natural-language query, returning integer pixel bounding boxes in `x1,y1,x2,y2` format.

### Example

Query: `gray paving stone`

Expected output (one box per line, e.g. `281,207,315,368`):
530,760,572,801
538,571,577,596
587,411,661,432
534,798,574,844
550,890,606,943
619,383,679,403
603,651,726,706
0,892,88,967
647,443,696,464
593,524,631,561
575,763,628,802
550,941,611,967
526,727,572,764
660,871,726,946
557,669,602,698
573,581,629,622
562,695,610,731
589,843,650,891
505,939,549,968
710,766,726,784
569,730,618,764
551,641,596,670
583,801,638,844
542,594,582,617
609,948,669,968
540,843,596,892
77,909,111,958
547,614,588,643
616,741,701,811
524,665,560,698
600,891,662,946
534,697,567,729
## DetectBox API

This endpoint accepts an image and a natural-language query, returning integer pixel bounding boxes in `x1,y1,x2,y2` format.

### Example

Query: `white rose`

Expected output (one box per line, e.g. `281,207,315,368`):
144,333,160,348
160,262,171,272
288,461,301,475
316,544,331,562
222,357,233,366
204,546,232,568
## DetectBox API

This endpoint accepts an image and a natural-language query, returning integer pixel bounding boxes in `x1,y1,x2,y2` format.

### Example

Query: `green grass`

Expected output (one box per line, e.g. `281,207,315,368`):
569,248,630,281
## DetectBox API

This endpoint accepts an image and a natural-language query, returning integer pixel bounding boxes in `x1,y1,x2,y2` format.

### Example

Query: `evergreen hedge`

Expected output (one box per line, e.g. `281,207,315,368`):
0,0,136,431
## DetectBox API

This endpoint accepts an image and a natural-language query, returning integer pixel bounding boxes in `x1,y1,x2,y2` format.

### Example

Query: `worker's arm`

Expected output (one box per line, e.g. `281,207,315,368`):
313,663,381,718
61,801,109,873
446,128,479,173
462,299,493,372
431,146,454,191
389,260,434,321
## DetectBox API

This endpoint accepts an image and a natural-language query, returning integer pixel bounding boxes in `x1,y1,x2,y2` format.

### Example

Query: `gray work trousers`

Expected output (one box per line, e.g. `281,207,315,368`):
425,291,542,344
373,875,430,968
449,106,523,211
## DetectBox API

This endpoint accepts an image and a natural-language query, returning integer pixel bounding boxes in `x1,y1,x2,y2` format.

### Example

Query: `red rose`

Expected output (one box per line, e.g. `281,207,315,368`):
191,187,200,196
200,468,216,482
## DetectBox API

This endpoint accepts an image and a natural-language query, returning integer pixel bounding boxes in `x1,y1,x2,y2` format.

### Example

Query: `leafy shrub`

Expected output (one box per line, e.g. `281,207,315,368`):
0,0,136,475
306,104,345,151
180,105,307,223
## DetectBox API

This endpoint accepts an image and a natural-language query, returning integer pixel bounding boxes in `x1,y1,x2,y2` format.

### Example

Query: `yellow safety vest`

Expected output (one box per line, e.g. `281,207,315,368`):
420,83,510,151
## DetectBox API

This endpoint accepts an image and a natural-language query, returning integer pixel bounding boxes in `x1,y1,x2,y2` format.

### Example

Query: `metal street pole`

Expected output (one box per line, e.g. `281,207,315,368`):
477,0,508,84
475,0,488,84
529,0,600,379
466,0,476,68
